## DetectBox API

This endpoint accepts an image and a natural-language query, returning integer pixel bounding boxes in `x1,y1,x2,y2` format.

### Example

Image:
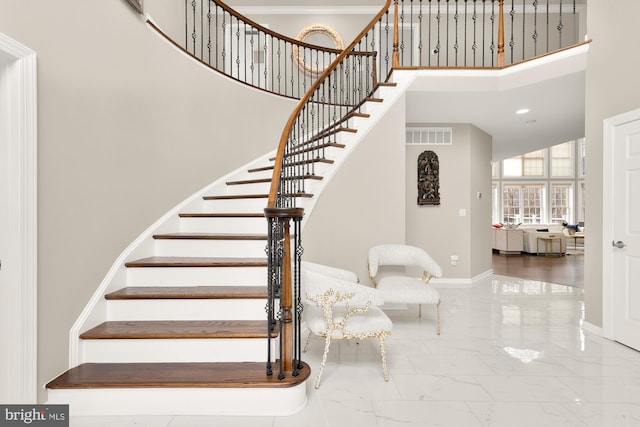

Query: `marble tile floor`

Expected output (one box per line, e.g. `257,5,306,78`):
71,275,640,427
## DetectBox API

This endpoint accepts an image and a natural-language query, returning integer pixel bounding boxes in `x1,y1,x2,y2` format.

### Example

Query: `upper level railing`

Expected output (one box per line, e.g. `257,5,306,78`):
392,0,583,68
183,0,344,99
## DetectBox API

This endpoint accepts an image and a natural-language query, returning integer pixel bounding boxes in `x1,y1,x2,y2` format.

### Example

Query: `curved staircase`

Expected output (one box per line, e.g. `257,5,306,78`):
44,70,410,415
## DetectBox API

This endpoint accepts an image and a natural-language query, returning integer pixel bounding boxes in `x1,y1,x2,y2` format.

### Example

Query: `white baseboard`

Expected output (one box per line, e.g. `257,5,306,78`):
582,321,602,336
431,269,493,288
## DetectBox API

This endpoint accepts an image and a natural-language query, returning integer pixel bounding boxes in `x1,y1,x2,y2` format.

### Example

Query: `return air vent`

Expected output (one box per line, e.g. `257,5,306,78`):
406,127,453,145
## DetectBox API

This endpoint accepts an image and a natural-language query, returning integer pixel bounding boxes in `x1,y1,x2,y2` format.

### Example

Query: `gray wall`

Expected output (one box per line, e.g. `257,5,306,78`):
0,0,295,401
405,124,492,280
303,94,407,282
584,0,640,327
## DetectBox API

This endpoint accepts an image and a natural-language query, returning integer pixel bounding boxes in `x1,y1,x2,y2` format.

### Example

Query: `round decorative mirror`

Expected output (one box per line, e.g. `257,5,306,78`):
293,24,344,75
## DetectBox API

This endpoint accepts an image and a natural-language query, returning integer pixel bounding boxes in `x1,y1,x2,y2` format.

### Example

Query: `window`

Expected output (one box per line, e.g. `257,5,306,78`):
550,184,572,223
502,184,544,224
550,142,573,177
493,140,585,225
503,150,545,177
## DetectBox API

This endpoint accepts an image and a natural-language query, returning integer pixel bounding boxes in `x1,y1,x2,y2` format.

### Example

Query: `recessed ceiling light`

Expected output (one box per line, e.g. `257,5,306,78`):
516,108,530,115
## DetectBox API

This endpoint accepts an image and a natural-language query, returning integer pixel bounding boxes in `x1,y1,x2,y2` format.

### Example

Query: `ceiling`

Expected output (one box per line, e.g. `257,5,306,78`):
404,44,588,161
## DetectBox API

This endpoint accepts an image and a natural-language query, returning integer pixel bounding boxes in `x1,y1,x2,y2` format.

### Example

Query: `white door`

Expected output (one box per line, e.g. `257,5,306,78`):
604,109,640,351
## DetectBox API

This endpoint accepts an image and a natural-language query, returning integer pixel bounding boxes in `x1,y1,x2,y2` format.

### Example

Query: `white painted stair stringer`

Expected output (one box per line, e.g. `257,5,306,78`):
67,151,276,367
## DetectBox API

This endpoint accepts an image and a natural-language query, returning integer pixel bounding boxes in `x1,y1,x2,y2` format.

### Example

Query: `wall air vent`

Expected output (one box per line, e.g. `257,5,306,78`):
406,127,453,145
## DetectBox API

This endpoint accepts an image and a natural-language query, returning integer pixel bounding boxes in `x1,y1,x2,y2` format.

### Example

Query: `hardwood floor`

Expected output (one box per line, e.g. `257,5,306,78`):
492,248,584,288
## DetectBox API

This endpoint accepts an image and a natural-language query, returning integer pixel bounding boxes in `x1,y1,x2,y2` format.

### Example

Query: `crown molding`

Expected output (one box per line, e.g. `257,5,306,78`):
234,6,380,15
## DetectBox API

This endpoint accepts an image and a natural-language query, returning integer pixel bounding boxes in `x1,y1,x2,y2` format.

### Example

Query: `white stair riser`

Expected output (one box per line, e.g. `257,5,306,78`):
107,299,267,321
179,217,267,234
154,239,267,258
126,266,267,286
47,384,307,416
223,182,270,194
79,338,269,363
202,198,269,211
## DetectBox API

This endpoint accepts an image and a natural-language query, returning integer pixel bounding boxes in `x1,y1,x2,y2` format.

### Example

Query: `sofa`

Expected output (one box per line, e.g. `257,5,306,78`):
518,224,567,255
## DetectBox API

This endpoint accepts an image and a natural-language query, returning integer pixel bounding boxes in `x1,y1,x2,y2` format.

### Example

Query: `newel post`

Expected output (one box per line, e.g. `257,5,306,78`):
264,207,305,380
393,0,400,67
497,0,505,67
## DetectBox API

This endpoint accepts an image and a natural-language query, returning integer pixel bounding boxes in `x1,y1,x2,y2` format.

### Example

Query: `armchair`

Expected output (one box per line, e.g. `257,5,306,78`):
367,244,442,334
301,262,392,389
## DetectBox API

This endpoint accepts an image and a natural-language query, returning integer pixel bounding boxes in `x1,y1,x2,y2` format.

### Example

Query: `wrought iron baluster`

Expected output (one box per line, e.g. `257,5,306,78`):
221,11,227,73
454,0,460,66
436,0,441,65
235,18,240,79
532,0,538,56
207,2,212,64
200,0,204,60
558,0,563,48
463,0,467,66
410,0,414,67
521,0,525,60
482,0,486,66
546,0,549,53
429,0,433,66
293,215,304,374
472,0,477,66
191,0,197,56
248,24,253,86
418,0,423,66
446,0,450,65
509,0,515,63
215,5,219,69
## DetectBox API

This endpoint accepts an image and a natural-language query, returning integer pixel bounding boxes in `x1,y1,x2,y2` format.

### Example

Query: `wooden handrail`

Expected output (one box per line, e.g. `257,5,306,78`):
211,0,344,53
267,0,393,207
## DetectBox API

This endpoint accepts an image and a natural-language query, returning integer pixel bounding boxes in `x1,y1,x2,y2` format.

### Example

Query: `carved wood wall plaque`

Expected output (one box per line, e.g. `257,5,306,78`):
417,150,440,205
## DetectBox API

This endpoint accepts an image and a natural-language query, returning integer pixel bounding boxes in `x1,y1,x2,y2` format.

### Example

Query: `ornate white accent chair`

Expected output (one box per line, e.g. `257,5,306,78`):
367,244,443,334
300,261,392,389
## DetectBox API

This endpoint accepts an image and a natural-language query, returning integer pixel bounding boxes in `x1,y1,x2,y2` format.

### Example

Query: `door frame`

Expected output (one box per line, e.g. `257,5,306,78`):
602,107,640,340
0,32,37,403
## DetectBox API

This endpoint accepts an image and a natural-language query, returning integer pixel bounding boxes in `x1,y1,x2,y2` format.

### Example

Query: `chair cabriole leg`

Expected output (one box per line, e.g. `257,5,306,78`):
379,337,389,381
315,335,332,389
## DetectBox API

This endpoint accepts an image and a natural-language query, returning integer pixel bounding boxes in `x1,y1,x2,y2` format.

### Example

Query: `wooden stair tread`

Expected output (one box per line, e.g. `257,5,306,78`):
105,286,268,300
366,97,384,102
203,193,313,201
80,320,275,339
202,194,268,200
153,233,267,240
346,111,371,118
247,158,334,173
46,361,310,389
378,81,398,87
226,175,323,185
179,213,265,218
125,256,268,268
268,142,346,160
